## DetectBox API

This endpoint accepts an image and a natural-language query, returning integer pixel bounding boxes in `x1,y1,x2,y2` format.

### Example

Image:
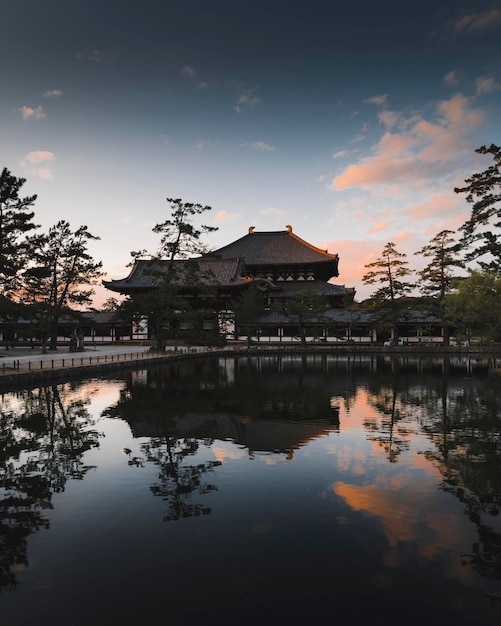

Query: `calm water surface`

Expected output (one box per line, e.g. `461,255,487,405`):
1,354,500,625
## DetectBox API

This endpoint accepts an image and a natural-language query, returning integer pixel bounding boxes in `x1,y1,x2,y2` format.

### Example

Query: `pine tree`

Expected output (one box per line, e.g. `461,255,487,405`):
362,242,413,345
456,144,501,271
22,221,103,350
0,167,38,294
128,198,218,350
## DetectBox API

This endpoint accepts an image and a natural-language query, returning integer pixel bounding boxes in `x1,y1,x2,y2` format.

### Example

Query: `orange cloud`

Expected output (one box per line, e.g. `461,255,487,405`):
215,210,241,223
367,221,390,234
330,95,484,193
405,194,460,222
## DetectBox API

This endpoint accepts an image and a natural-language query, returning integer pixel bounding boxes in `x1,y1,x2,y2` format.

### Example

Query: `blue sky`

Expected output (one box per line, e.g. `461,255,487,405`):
1,0,500,303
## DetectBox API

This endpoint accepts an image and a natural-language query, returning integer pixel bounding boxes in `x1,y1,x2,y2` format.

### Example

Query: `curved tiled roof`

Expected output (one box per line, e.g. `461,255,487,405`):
103,257,248,293
208,229,339,266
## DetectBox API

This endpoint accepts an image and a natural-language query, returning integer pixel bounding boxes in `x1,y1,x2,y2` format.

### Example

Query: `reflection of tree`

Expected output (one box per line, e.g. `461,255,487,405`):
364,377,412,463
0,384,100,591
126,437,220,522
421,384,501,584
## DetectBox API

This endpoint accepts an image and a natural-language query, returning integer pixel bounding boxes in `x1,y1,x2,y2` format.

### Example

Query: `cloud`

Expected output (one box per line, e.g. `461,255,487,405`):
181,66,209,90
44,89,62,98
453,5,501,32
22,151,55,180
404,194,469,229
17,105,45,120
443,70,461,88
330,94,484,192
24,151,55,164
241,141,275,151
367,221,390,234
76,49,103,63
235,87,262,111
333,150,348,159
196,140,209,150
260,207,286,216
364,93,389,106
475,75,501,95
350,134,367,144
31,167,54,181
317,238,383,294
215,210,241,223
378,110,404,129
181,65,197,78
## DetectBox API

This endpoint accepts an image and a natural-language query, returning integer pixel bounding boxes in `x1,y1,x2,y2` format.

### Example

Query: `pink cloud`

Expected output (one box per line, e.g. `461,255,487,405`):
436,94,484,129
331,154,426,190
454,6,501,32
475,75,501,95
404,194,467,222
443,70,461,88
367,221,390,234
330,94,485,193
17,105,45,120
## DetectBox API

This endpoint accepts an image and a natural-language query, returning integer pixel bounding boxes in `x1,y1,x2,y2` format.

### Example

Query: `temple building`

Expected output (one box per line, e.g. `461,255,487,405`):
103,226,356,341
206,225,354,308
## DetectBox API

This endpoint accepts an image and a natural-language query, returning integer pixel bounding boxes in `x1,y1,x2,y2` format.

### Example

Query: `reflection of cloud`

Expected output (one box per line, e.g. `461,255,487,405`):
333,481,420,546
213,445,245,463
332,478,474,581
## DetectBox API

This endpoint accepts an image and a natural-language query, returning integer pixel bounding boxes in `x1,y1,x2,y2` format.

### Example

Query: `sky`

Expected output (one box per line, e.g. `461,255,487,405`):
1,0,500,305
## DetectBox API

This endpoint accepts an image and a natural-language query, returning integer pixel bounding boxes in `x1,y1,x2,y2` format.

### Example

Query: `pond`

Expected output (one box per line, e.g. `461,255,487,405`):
1,353,500,625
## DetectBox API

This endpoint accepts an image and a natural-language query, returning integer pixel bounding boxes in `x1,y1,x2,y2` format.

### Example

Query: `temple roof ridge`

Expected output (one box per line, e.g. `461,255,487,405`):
207,227,339,266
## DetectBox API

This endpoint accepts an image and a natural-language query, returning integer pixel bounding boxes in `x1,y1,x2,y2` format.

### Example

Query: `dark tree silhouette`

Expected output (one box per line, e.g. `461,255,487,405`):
456,144,501,272
0,384,101,591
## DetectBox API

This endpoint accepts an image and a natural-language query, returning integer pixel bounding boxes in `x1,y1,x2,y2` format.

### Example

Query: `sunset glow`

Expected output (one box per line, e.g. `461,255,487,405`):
1,1,499,304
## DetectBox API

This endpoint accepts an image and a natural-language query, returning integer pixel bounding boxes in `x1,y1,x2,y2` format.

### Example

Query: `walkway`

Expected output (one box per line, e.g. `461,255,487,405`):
0,343,215,388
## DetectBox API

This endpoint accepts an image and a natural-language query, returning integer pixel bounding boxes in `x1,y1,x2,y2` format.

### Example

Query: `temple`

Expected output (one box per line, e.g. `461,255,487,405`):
104,225,354,305
103,225,358,342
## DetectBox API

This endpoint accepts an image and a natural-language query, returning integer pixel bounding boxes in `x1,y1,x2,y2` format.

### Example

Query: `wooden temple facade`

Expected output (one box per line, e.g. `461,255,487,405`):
103,226,443,344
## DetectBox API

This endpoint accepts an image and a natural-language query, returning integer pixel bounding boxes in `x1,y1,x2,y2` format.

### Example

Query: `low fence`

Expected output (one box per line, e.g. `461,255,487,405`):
0,350,154,374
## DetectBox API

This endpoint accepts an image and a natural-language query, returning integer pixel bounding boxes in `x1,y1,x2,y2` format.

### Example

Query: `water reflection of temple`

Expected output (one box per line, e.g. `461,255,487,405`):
117,410,339,459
